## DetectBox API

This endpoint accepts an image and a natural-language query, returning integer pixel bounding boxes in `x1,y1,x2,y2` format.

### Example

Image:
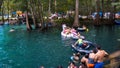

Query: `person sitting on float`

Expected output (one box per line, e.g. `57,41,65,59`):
82,25,87,29
63,27,71,35
81,42,88,49
76,32,81,38
72,31,81,38
74,38,83,47
70,27,76,33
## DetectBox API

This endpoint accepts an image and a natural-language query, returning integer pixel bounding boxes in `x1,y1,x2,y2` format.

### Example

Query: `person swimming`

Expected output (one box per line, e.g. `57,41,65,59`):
9,28,15,32
68,62,77,68
71,53,80,63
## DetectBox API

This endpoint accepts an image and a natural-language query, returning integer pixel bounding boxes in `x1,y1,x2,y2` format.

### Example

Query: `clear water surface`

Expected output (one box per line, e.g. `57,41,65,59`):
0,25,120,68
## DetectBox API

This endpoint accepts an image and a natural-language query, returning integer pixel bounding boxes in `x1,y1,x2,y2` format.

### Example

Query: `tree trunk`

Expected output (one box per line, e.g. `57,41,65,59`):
73,0,79,28
28,0,44,30
7,0,9,23
0,0,3,9
48,0,51,16
54,0,57,13
94,0,101,25
1,6,4,24
108,0,117,25
37,0,44,29
32,0,44,30
25,11,32,31
101,0,104,19
29,0,39,29
0,0,4,24
25,1,32,30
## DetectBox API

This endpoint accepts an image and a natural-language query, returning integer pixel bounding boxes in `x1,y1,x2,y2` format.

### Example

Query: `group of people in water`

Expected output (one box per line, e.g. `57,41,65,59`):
40,24,108,68
40,47,108,68
68,45,108,68
62,24,109,68
62,24,79,36
73,38,89,49
62,24,84,39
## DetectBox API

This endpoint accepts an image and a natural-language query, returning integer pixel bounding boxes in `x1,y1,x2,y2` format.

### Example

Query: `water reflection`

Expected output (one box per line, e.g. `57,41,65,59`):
0,26,4,43
61,36,76,46
0,26,8,61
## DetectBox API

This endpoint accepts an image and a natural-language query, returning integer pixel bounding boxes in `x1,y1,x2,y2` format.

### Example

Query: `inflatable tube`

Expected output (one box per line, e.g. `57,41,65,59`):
71,44,92,54
83,40,96,47
61,31,72,38
115,20,120,25
77,27,86,31
70,54,80,63
70,56,79,63
70,56,74,61
72,35,85,40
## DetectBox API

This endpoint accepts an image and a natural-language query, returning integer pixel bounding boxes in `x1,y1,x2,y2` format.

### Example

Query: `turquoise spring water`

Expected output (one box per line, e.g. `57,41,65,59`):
0,25,120,68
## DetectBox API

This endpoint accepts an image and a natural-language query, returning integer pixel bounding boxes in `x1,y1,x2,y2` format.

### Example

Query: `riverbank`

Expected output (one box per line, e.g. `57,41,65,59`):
54,18,117,27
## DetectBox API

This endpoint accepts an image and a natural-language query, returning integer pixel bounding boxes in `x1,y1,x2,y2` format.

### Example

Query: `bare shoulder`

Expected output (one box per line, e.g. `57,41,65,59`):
103,50,108,54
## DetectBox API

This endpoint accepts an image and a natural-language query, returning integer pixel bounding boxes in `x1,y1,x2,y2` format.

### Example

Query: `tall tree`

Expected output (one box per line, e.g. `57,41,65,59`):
108,0,118,24
24,0,44,30
25,0,32,30
37,0,44,29
54,0,57,13
7,0,10,23
29,0,40,29
0,0,3,9
48,0,51,16
73,0,79,28
94,0,101,25
101,0,104,19
0,0,4,24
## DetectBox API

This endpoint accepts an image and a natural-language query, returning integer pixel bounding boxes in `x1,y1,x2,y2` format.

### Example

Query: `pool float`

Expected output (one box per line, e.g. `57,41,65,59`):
71,40,94,53
77,27,88,32
71,44,92,54
71,35,85,40
61,31,72,38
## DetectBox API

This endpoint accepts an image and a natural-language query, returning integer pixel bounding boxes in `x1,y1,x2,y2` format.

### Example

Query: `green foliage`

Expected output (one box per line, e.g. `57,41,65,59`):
1,0,26,15
54,17,74,26
1,0,120,17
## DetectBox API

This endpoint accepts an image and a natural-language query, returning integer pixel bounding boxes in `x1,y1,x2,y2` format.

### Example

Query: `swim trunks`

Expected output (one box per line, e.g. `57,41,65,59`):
94,62,104,68
87,64,94,68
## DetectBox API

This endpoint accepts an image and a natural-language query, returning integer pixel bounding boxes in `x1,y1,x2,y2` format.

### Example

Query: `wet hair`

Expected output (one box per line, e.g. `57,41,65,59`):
96,45,101,50
76,52,80,57
80,62,87,68
93,48,98,53
69,61,75,65
85,54,89,58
